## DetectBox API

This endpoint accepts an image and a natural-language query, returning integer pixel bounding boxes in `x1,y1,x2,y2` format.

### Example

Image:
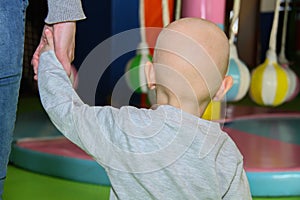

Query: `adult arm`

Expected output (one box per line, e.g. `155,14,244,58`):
45,0,86,24
32,0,86,80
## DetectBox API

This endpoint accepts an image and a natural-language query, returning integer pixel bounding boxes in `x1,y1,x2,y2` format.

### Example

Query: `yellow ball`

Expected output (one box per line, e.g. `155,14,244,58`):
202,101,222,121
250,58,289,106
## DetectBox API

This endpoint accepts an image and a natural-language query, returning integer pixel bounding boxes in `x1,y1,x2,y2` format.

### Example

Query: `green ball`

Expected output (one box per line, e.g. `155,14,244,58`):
125,54,152,93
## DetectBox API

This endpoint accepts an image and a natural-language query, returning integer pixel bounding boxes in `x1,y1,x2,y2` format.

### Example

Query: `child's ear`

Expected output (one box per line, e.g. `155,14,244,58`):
144,61,156,90
213,76,233,101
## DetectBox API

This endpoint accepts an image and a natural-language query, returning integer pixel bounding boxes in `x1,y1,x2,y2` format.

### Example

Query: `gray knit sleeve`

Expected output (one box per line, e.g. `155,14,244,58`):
45,0,86,24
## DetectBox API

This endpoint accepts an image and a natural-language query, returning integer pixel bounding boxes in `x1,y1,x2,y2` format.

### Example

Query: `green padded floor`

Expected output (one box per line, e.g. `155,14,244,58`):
4,165,300,200
3,165,110,200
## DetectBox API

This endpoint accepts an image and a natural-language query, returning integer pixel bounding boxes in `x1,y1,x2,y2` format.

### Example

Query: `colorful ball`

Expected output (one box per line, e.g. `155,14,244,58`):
125,54,152,94
202,101,223,121
291,76,300,100
283,65,300,102
250,52,289,106
225,44,250,102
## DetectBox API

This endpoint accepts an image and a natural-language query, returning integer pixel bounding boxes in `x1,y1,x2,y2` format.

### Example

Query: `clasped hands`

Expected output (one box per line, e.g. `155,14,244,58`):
32,22,76,81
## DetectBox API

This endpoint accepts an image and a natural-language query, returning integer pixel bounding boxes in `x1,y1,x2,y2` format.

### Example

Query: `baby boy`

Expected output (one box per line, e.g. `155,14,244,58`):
37,18,251,199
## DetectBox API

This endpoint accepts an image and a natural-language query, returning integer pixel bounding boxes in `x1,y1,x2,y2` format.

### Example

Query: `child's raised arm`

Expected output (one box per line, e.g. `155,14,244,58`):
37,29,116,163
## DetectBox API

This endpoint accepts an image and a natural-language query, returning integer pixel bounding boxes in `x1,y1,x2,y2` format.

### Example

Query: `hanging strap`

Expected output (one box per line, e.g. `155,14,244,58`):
162,0,170,27
266,0,280,62
269,0,281,52
279,0,290,64
138,0,149,93
229,0,241,45
137,0,150,55
175,0,182,20
139,0,147,49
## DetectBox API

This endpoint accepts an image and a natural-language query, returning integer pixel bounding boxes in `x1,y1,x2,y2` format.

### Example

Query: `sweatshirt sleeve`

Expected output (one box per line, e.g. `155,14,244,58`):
45,0,86,24
37,50,115,160
222,162,252,200
216,136,252,200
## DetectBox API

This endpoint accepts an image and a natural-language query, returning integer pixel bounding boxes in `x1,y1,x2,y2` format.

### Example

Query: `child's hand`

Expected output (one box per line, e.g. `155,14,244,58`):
32,25,53,80
41,28,55,53
31,27,54,80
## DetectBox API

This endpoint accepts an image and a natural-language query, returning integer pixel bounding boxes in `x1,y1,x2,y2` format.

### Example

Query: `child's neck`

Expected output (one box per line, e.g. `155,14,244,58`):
155,91,207,117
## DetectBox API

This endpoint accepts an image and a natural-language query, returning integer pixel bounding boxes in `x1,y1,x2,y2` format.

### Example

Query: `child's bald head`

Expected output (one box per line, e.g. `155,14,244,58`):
154,18,229,75
145,18,232,114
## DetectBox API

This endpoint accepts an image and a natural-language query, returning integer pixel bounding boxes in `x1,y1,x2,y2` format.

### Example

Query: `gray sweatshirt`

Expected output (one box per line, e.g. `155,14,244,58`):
38,51,252,200
45,0,86,24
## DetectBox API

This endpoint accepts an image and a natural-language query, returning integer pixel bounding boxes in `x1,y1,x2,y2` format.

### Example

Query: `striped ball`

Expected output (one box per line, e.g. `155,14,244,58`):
250,58,289,106
283,65,300,102
226,44,250,102
125,54,152,94
202,101,223,121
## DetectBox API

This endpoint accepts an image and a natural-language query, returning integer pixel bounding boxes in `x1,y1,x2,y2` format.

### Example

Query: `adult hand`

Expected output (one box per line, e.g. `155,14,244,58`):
32,22,76,80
